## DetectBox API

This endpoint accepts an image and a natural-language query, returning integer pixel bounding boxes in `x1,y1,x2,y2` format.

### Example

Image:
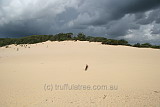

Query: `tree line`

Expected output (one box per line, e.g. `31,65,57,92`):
0,33,159,49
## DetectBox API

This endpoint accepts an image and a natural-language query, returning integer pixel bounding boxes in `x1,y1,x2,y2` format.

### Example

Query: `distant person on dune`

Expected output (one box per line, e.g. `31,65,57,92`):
85,64,88,71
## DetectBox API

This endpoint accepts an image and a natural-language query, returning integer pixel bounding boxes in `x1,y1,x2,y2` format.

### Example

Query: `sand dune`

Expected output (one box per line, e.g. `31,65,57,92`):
0,41,160,107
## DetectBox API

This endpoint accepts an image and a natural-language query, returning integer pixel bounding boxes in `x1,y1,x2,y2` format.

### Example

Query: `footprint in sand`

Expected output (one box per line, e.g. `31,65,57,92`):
103,95,107,99
154,91,159,93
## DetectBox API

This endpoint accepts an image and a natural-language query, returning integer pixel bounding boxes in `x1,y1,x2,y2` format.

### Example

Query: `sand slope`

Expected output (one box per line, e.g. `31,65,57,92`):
0,41,160,107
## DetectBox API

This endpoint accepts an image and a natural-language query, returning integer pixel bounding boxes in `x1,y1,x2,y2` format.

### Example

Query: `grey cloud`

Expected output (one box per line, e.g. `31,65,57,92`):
71,0,160,26
0,0,160,44
67,0,160,42
151,24,160,34
135,8,160,25
105,14,137,38
0,0,81,37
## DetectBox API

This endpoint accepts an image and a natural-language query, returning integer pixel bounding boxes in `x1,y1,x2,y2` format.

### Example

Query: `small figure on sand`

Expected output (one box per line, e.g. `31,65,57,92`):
85,64,88,71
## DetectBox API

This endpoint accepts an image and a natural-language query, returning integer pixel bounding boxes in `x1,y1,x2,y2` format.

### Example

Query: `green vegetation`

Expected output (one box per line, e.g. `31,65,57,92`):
102,39,129,45
50,33,73,41
133,43,160,49
0,33,159,49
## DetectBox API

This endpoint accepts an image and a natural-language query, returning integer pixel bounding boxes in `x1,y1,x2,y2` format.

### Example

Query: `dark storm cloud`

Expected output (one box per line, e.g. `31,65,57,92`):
72,0,160,26
120,0,160,13
0,0,160,44
0,0,81,37
151,24,160,34
135,8,160,25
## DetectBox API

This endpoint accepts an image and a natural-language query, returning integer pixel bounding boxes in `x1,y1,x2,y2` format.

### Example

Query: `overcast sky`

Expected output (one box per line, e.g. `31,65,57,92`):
0,0,160,44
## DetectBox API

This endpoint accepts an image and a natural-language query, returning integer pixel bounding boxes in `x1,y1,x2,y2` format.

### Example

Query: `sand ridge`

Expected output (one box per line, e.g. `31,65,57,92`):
0,41,160,107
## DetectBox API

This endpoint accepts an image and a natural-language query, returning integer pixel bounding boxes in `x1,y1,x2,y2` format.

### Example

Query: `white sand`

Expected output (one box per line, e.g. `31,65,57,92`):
0,41,160,107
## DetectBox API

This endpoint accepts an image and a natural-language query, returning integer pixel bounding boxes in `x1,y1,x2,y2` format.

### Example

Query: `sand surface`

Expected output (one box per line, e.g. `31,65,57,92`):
0,41,160,107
